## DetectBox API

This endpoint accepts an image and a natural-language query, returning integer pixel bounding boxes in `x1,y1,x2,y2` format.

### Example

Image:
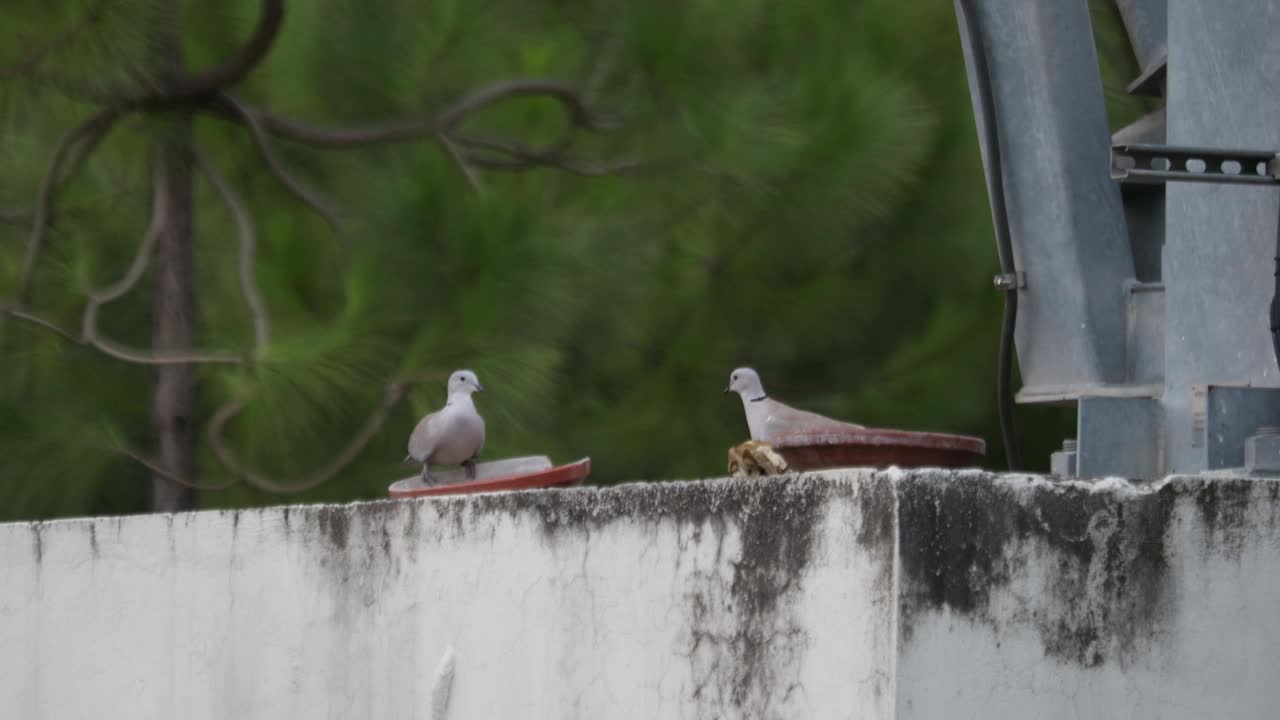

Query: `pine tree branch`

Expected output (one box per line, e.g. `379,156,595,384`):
420,0,497,83
2,165,246,367
0,305,81,343
17,68,130,107
117,446,240,490
0,303,246,366
208,381,410,494
438,134,487,194
1,182,143,228
454,134,659,177
5,0,281,107
194,147,272,350
0,302,242,364
211,93,341,231
463,152,655,177
0,207,31,226
130,0,284,106
433,78,598,131
0,0,112,81
79,165,163,338
16,107,121,304
208,78,601,148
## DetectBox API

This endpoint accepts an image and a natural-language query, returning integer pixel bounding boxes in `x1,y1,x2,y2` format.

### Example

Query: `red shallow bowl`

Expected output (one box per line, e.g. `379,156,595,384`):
388,457,591,499
771,428,986,471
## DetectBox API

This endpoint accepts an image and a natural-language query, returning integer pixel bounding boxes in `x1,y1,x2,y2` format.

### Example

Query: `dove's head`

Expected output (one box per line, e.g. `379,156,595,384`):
447,369,484,396
724,367,765,398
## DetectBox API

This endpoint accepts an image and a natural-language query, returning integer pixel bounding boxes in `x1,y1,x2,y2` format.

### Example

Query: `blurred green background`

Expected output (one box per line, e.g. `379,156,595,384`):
0,0,1152,520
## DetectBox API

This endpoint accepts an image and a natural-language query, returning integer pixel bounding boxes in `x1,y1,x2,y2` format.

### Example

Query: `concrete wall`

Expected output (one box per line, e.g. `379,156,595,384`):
893,473,1280,720
1,470,1277,719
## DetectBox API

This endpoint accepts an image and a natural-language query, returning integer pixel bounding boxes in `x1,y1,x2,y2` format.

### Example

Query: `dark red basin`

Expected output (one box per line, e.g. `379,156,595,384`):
771,428,986,471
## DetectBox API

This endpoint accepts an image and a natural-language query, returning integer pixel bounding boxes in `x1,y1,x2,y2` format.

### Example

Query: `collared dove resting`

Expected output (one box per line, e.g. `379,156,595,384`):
724,367,863,444
404,369,486,485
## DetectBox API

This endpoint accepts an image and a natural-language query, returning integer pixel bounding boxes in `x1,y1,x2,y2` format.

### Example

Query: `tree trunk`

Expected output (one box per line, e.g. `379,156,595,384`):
150,133,198,512
149,1,198,513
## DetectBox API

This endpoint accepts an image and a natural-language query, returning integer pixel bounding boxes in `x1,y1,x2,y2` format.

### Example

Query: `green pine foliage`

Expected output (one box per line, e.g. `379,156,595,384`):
0,0,1138,520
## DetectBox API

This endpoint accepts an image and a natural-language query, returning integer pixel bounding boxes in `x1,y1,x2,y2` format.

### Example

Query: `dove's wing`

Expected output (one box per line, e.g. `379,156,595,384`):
763,399,863,441
408,407,450,462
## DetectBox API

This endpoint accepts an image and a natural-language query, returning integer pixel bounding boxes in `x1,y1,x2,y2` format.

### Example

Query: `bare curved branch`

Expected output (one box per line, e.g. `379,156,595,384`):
194,148,272,349
464,153,654,177
131,0,284,105
117,445,240,490
94,336,244,364
82,159,166,334
212,93,341,231
16,107,121,303
0,207,31,226
0,304,81,343
16,69,130,106
1,302,245,364
38,156,249,366
207,78,599,148
209,382,409,494
0,0,111,81
454,134,658,177
1,181,143,229
439,134,486,194
4,168,244,368
433,78,597,131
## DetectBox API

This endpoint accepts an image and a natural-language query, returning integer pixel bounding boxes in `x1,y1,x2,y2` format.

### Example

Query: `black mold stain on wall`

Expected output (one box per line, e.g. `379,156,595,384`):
30,523,43,564
277,474,887,716
895,472,1208,668
856,475,898,601
455,474,839,716
1191,477,1280,561
672,476,829,718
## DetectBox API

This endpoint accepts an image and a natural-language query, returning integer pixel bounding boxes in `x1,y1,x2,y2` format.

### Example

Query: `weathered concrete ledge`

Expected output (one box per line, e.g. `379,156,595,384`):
1,470,1277,719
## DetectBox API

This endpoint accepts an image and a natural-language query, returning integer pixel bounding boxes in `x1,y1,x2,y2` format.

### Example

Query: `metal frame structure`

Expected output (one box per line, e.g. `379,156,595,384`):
955,0,1280,479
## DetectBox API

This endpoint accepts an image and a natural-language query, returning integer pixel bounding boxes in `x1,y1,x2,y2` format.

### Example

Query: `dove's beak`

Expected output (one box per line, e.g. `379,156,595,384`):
474,382,485,392
723,385,731,394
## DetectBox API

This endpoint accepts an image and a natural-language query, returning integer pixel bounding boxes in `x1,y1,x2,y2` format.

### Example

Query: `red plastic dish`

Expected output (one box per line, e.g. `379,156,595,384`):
388,457,591,499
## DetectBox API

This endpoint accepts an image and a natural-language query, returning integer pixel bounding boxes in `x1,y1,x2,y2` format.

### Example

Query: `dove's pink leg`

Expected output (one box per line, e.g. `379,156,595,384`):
421,463,432,485
462,459,477,481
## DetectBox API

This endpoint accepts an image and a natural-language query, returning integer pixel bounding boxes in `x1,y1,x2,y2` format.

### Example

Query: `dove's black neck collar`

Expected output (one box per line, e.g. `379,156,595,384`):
749,395,768,403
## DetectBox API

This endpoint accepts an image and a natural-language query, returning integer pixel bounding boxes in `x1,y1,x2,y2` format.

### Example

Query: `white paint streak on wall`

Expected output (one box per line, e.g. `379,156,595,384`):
429,644,455,720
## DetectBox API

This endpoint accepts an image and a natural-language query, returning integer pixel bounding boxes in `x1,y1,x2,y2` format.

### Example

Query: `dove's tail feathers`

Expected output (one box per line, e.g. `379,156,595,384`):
402,454,416,466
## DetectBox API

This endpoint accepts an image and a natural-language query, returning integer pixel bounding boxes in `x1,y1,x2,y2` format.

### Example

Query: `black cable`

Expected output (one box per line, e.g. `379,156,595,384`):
1271,245,1280,375
957,0,1023,470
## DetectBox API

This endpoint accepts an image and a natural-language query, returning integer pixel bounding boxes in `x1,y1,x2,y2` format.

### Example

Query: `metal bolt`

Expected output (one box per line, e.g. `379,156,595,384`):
1062,439,1078,452
1256,426,1280,436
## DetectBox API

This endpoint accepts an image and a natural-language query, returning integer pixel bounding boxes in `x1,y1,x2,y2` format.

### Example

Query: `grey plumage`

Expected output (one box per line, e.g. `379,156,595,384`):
407,369,486,485
724,367,863,444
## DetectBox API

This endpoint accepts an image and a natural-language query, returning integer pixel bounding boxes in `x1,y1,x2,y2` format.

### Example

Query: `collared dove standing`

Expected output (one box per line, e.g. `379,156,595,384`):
405,369,486,485
724,367,863,444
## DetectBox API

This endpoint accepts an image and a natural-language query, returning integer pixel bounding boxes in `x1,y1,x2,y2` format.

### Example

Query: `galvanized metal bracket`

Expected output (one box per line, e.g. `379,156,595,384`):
1111,143,1280,186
